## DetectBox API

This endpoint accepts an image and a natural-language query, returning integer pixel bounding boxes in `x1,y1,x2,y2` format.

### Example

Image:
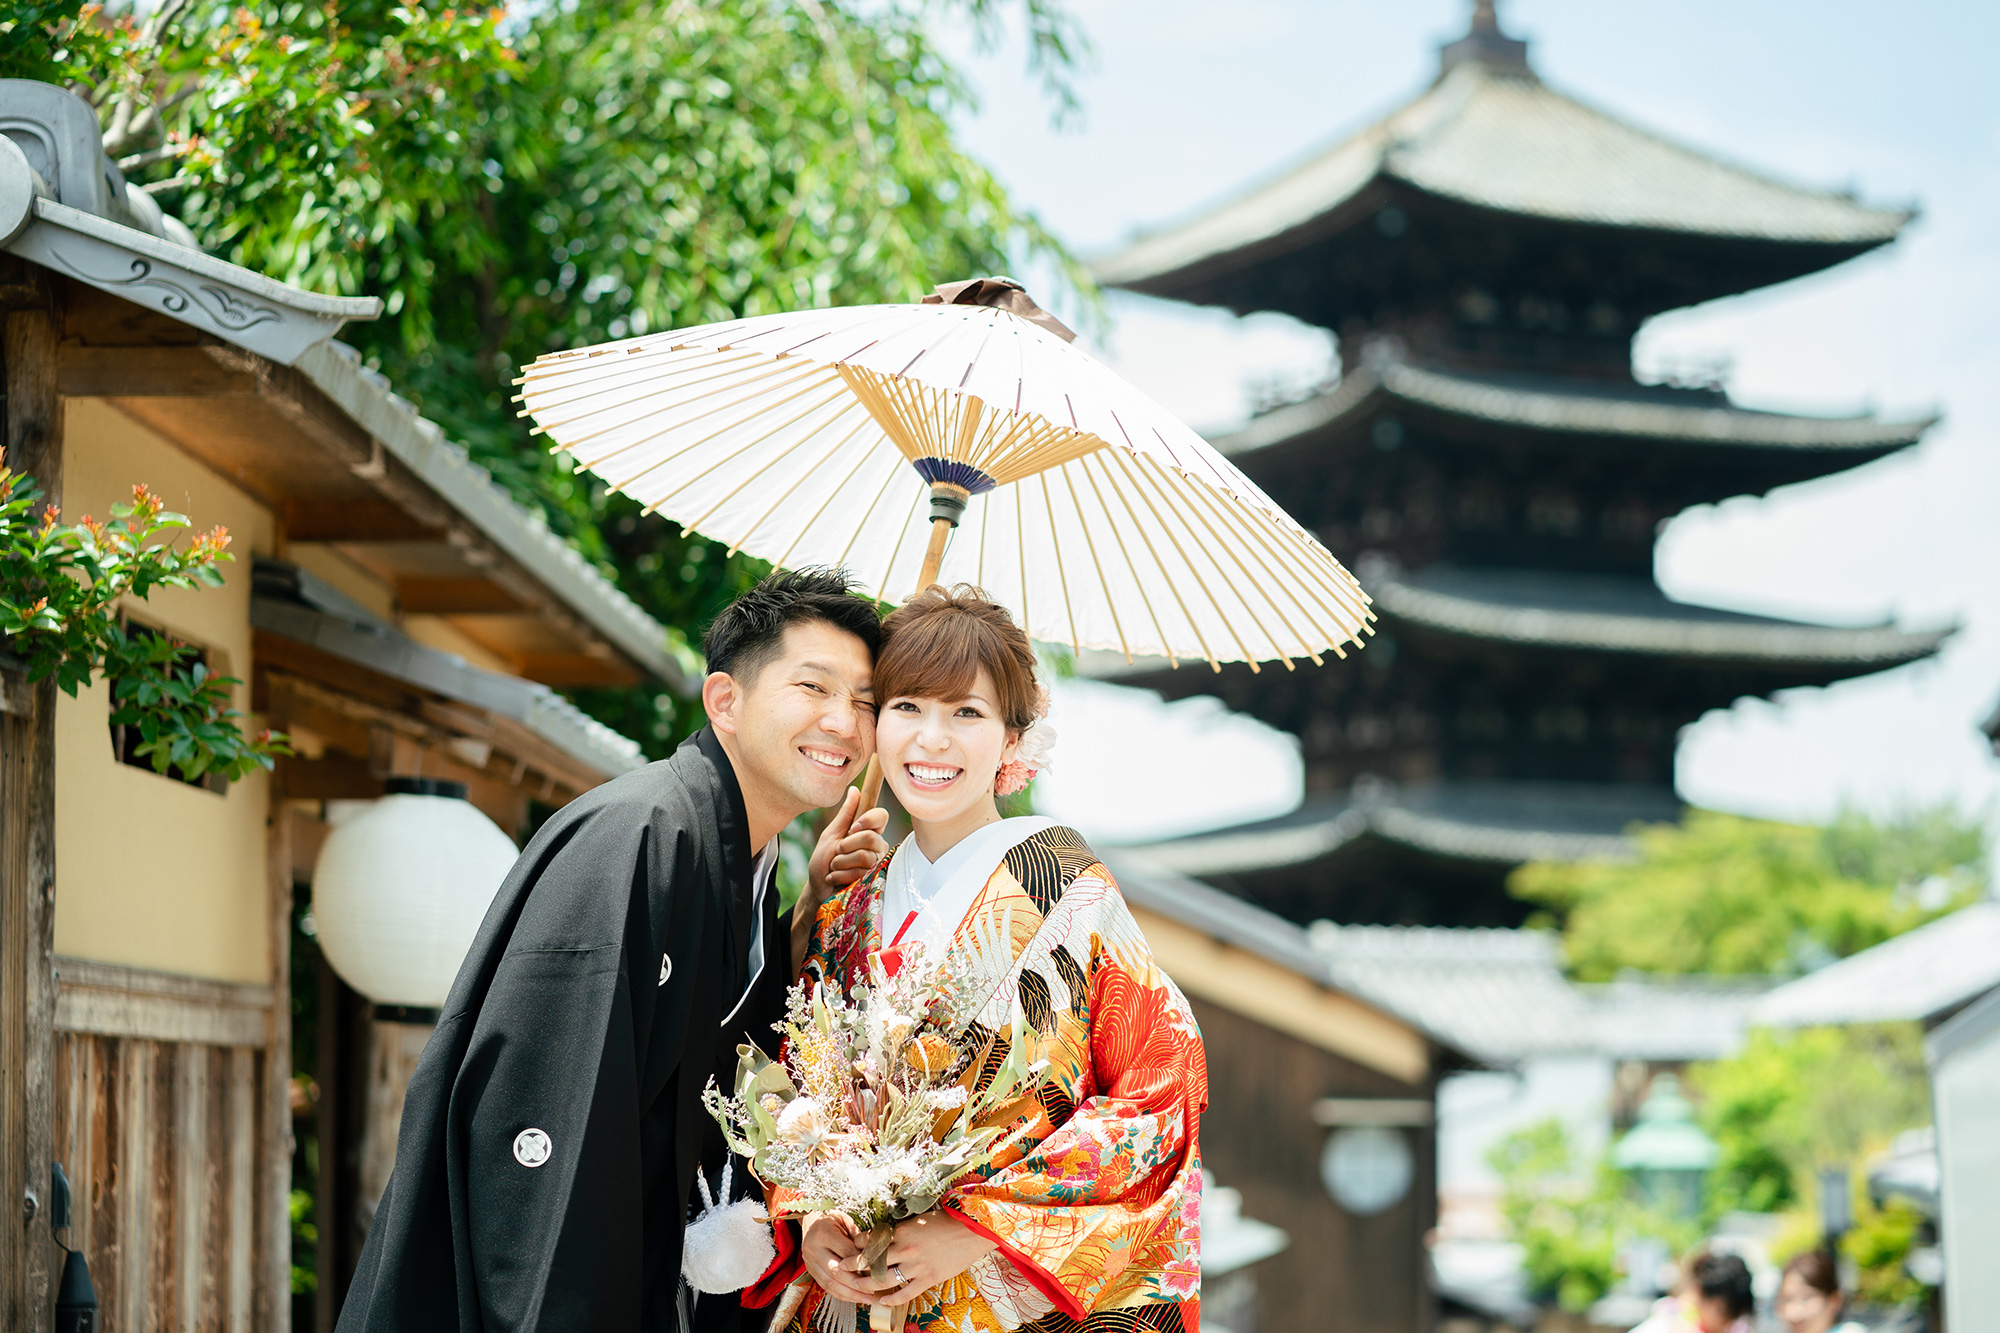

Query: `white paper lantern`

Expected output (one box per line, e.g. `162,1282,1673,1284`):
312,780,519,1008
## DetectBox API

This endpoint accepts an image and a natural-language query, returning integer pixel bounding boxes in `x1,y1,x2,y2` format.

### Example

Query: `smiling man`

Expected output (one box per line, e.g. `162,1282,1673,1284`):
338,568,889,1333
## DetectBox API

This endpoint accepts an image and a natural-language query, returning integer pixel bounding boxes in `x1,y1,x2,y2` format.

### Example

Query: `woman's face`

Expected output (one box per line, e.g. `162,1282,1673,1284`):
1777,1271,1840,1333
877,666,1019,829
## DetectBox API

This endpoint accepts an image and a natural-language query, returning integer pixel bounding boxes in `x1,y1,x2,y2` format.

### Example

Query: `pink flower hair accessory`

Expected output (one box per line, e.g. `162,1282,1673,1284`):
993,718,1057,796
994,760,1035,797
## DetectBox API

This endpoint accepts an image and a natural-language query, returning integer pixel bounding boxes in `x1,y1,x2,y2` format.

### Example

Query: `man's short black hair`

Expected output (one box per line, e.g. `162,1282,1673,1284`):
1691,1251,1755,1320
702,567,882,682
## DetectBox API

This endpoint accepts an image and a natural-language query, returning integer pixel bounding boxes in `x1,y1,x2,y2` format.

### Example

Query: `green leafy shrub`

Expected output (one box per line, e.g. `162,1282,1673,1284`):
0,454,289,782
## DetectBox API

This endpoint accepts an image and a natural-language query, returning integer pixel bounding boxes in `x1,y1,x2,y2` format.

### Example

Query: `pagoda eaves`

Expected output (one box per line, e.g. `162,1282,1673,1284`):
1366,564,1949,666
1095,47,1912,378
1223,364,1933,459
1096,54,1909,302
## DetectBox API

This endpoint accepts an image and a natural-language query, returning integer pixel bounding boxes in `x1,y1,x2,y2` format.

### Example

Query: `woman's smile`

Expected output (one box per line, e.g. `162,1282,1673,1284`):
904,762,963,789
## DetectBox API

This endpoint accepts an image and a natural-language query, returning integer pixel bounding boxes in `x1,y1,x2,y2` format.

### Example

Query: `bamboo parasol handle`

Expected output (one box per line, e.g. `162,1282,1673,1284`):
856,516,952,809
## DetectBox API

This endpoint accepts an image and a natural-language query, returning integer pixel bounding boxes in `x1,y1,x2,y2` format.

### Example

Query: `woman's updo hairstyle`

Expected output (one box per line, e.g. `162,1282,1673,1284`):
873,584,1040,734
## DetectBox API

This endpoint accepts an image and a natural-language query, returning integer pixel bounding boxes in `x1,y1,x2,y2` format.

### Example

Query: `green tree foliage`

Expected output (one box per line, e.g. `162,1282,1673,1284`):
1488,1118,1696,1313
1692,1024,1930,1216
1510,808,1987,981
0,455,290,782
1690,1024,1933,1304
30,0,1086,754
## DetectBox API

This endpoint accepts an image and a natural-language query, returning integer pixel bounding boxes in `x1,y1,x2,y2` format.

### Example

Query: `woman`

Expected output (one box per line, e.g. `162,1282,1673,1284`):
757,585,1206,1333
1777,1251,1863,1333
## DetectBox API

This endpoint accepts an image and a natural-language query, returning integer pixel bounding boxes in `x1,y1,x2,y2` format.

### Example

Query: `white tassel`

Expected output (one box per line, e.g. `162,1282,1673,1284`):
683,1163,779,1294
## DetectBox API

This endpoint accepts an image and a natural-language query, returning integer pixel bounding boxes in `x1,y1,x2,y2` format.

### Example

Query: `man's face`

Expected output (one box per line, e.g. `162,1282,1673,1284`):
711,620,876,819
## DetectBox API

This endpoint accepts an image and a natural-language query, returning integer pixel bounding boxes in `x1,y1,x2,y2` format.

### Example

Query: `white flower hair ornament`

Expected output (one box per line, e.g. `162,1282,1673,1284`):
994,689,1057,797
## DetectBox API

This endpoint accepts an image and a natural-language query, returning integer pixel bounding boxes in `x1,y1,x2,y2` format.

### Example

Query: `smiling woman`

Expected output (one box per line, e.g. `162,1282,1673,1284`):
761,586,1206,1333
871,585,1044,860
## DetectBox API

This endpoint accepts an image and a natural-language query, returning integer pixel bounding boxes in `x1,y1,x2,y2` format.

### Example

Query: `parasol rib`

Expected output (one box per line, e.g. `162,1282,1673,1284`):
1038,471,1080,654
715,411,877,555
1113,450,1257,672
1059,461,1132,663
1085,451,1210,669
1176,478,1328,664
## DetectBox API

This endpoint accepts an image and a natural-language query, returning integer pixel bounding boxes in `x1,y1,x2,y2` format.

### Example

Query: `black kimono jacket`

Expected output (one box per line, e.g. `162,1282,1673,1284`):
337,728,789,1333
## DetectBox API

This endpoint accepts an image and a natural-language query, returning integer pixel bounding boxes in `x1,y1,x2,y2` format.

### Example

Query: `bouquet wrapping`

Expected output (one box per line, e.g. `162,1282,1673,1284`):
706,938,1045,1332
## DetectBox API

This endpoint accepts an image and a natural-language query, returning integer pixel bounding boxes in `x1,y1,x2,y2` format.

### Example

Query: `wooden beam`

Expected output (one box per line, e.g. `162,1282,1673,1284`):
52,960,274,1047
395,577,522,614
263,779,294,1332
57,344,259,399
1,293,64,1333
284,498,443,543
1128,903,1431,1085
513,652,642,688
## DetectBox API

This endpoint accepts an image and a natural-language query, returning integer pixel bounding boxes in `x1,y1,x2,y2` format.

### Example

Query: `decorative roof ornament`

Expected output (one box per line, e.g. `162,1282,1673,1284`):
1438,0,1532,78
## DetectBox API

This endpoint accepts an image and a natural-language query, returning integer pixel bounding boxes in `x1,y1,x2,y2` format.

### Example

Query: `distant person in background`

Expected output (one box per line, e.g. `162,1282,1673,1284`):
1778,1251,1864,1333
1630,1249,1757,1333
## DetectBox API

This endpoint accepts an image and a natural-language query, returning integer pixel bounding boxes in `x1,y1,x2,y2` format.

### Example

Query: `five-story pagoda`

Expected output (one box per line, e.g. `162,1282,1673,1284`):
1094,2,1948,927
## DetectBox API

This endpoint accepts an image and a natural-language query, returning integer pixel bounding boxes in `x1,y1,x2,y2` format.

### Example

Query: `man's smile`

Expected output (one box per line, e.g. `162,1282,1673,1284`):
800,745,853,773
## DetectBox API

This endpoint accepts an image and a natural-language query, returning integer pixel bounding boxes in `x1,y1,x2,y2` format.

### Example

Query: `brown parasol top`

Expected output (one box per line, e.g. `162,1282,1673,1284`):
922,276,1076,344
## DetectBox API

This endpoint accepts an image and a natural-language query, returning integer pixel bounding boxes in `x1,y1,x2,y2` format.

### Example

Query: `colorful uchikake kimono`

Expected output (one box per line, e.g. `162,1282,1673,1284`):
751,818,1207,1333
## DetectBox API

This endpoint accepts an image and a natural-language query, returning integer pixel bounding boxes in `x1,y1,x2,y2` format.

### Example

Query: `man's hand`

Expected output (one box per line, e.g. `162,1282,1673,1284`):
811,788,890,895
800,1212,882,1306
792,789,890,976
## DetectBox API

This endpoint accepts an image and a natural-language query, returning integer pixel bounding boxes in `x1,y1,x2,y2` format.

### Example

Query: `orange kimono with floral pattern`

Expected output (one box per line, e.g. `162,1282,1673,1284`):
763,826,1206,1333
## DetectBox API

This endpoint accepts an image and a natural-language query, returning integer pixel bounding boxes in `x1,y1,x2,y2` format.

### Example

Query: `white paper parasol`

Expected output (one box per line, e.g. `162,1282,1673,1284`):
519,291,1372,674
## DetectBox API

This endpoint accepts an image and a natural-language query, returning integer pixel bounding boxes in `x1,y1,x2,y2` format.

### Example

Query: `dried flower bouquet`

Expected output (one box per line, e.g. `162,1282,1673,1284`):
705,938,1044,1331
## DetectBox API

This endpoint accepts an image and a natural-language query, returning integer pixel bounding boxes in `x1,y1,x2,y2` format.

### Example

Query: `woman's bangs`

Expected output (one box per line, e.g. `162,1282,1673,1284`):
876,617,987,705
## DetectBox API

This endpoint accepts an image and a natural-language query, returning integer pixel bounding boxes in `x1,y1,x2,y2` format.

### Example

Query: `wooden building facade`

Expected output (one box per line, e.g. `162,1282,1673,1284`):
1112,854,1467,1333
0,79,680,1331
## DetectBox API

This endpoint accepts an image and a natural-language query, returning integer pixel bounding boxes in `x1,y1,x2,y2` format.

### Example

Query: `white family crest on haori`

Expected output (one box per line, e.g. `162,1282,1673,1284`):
513,1128,552,1168
516,297,1373,672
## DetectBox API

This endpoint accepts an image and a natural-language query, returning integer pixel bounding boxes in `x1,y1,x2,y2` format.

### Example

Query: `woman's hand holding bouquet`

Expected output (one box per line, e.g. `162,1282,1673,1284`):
705,938,1043,1331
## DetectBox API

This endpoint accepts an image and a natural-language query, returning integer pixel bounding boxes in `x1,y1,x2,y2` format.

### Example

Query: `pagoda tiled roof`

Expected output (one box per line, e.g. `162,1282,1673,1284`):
1216,363,1934,457
1095,56,1910,291
1131,779,1683,875
1370,564,1953,665
1301,921,1770,1063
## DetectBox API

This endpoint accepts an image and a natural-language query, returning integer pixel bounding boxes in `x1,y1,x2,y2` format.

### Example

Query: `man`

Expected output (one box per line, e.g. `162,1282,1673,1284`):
337,568,891,1332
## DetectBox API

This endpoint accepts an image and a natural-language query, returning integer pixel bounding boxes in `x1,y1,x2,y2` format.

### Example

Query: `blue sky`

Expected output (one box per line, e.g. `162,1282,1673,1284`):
935,1,2000,845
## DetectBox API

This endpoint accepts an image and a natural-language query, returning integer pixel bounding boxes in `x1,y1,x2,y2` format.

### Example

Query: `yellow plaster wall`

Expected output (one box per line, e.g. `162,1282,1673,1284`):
52,399,276,984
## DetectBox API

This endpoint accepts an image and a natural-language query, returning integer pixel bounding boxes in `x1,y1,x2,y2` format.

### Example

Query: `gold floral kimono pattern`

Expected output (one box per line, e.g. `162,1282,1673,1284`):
774,827,1207,1333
